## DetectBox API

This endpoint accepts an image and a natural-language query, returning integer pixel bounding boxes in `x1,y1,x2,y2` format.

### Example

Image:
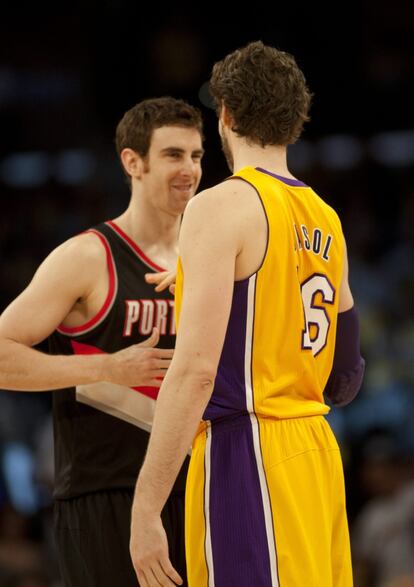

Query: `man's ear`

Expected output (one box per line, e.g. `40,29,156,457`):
120,148,144,179
220,103,233,128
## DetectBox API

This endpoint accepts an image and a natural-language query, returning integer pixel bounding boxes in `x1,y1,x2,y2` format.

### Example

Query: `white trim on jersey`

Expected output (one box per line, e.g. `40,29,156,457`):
76,381,156,431
204,422,216,587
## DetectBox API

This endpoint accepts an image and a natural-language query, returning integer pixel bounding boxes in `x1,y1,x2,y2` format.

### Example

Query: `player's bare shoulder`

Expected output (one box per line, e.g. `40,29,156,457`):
61,231,107,269
0,231,110,344
185,178,256,220
181,184,231,237
33,230,108,297
196,178,264,238
180,179,263,261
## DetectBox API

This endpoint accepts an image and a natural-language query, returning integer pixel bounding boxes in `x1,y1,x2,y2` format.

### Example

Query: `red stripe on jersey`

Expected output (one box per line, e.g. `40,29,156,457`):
107,220,165,272
70,340,160,400
58,230,116,335
71,340,105,354
133,385,159,400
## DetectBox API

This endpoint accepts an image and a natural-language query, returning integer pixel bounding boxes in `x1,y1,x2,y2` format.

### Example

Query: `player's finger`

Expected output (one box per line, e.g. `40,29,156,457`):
148,369,169,378
154,281,170,293
151,562,179,586
151,360,172,370
160,557,183,585
146,379,162,388
168,284,175,295
135,567,151,587
154,274,175,292
145,271,169,284
151,348,174,358
138,328,160,348
145,375,168,386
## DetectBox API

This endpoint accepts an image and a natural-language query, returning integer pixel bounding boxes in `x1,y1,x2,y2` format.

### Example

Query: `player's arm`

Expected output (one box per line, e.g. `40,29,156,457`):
130,186,239,585
0,235,171,391
338,238,354,313
324,238,365,406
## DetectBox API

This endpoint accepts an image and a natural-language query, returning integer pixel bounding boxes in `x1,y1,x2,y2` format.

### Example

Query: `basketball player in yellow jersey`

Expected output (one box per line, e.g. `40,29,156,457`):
130,41,365,587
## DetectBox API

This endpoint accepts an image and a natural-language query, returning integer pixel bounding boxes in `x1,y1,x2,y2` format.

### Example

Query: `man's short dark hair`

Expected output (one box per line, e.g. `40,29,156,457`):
115,97,203,159
209,41,312,146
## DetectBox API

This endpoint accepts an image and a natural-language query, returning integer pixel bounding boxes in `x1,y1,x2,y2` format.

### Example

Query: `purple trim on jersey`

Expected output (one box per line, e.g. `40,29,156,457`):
256,166,308,187
209,417,274,586
204,279,250,421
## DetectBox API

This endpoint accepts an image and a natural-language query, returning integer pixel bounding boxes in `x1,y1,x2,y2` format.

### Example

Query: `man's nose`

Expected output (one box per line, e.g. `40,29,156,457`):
179,157,198,175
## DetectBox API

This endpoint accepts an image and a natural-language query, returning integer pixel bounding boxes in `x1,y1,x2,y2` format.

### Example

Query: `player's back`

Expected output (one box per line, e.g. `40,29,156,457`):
203,166,344,421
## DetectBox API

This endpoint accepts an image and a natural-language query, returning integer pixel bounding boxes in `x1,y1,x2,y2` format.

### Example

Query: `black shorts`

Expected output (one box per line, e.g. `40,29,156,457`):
54,488,187,587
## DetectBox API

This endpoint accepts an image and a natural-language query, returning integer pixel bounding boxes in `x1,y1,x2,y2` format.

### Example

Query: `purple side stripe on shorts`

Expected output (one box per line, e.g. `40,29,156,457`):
207,417,274,587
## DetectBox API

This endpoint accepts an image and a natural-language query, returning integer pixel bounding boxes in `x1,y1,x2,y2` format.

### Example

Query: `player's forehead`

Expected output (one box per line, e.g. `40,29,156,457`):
149,125,202,153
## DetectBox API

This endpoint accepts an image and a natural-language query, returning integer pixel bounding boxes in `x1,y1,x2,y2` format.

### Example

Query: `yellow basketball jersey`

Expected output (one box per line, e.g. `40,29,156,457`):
176,166,345,420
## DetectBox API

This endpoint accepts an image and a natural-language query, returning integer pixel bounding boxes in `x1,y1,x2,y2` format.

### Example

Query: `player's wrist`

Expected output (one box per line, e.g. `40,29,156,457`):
133,491,162,518
90,353,113,384
133,476,165,516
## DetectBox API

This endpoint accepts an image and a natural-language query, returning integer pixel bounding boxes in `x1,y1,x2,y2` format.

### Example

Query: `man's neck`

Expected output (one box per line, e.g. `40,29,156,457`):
231,140,295,180
112,198,180,270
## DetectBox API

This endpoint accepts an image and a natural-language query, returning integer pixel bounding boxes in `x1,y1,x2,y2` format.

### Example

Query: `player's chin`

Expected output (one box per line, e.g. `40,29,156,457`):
172,195,193,213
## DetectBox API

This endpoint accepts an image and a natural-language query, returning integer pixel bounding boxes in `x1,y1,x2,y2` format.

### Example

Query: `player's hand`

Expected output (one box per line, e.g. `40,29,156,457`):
105,328,173,387
145,271,176,295
130,509,183,586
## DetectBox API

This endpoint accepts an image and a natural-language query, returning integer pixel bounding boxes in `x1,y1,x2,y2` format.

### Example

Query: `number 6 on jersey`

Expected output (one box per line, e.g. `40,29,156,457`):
301,273,335,356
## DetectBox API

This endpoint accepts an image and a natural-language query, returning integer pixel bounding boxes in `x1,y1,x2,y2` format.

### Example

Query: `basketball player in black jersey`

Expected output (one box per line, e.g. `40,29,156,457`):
0,97,204,586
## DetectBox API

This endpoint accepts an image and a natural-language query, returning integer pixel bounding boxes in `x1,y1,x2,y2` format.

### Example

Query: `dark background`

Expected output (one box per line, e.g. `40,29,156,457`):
0,4,414,586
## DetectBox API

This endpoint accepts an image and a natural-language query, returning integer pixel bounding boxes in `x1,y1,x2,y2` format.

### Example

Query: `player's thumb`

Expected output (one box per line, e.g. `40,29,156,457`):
138,327,160,348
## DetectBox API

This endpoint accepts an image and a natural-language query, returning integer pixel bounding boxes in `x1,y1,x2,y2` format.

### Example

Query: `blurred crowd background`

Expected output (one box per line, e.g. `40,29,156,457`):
1,4,413,586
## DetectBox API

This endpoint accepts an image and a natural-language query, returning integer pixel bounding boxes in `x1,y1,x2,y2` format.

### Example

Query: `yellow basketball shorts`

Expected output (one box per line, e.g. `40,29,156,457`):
185,414,352,587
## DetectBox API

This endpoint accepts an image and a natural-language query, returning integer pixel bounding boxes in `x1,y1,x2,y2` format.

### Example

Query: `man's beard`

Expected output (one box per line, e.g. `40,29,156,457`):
220,134,234,173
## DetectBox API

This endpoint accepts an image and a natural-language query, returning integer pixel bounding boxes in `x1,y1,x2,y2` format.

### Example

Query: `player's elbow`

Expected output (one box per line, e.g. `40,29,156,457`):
324,357,365,407
175,362,217,396
190,366,217,392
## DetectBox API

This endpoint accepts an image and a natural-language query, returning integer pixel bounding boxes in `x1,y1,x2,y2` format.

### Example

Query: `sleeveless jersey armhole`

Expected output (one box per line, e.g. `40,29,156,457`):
226,175,269,280
57,230,118,336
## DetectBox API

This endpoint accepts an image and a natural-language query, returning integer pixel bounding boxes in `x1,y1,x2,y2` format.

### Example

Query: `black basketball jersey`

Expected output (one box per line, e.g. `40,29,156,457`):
49,220,188,499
